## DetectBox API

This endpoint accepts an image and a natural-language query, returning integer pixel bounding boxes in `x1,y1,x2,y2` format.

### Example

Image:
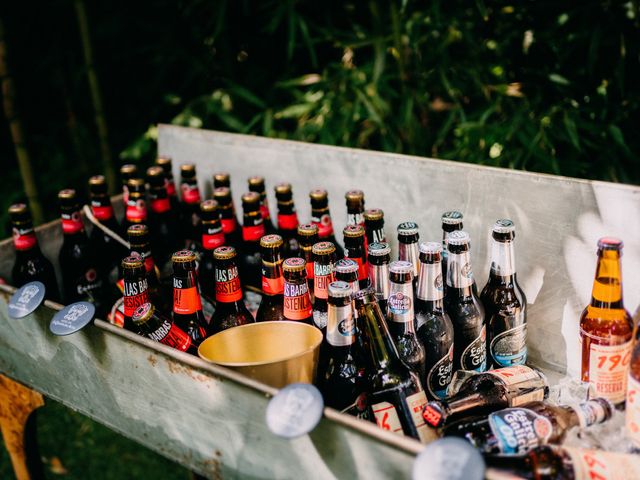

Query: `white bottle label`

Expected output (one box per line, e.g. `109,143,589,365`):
447,252,473,288
487,365,538,385
326,305,355,347
626,375,640,448
387,282,414,323
372,402,403,434
587,340,632,404
565,447,640,479
406,390,431,443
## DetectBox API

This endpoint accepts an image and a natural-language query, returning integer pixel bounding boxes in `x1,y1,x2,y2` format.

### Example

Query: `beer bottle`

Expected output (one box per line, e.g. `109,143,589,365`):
155,156,179,211
213,172,241,227
213,187,242,250
481,220,527,369
416,242,454,400
345,189,365,227
364,208,386,246
146,166,180,266
171,250,208,345
283,257,313,324
387,260,426,379
132,303,198,355
319,281,360,411
248,176,275,234
312,241,337,332
335,259,360,296
210,246,254,333
297,223,319,297
256,235,286,322
9,203,60,301
444,398,612,455
238,191,265,291
445,230,487,372
627,335,640,448
354,289,431,442
274,183,300,258
368,242,391,313
121,254,149,331
309,188,344,258
422,365,549,428
441,211,463,290
580,238,633,407
124,178,148,230
179,164,202,248
198,200,225,299
120,163,138,207
343,225,369,289
397,222,420,281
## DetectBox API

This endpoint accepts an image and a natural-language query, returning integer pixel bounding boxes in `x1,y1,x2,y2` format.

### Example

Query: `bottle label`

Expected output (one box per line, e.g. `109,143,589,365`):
427,344,454,399
306,261,314,281
123,278,149,318
347,213,364,226
283,282,312,320
585,339,632,404
447,252,473,288
564,447,640,479
369,228,385,244
460,325,487,371
327,305,355,346
61,212,84,234
148,317,193,352
312,213,334,237
109,301,125,328
173,278,203,315
373,402,404,434
573,400,610,428
277,213,298,230
626,375,640,448
150,197,171,214
418,263,444,301
202,231,225,250
181,183,201,204
242,223,265,242
91,204,114,221
221,217,237,235
126,199,147,223
166,180,176,197
490,324,528,367
488,408,552,454
74,269,103,298
406,390,431,442
12,228,37,251
487,365,538,385
260,204,271,220
262,275,284,295
215,265,243,303
387,283,414,323
314,263,334,299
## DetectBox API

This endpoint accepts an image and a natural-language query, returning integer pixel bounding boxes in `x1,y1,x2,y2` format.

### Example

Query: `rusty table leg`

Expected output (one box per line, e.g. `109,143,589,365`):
0,375,45,480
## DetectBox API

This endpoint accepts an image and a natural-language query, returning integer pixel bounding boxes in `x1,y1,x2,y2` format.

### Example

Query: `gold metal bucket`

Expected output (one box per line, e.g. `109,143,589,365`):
198,321,323,389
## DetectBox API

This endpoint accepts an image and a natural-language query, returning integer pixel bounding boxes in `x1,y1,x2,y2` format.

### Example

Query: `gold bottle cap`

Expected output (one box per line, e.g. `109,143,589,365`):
275,183,292,195
345,189,364,202
120,164,138,176
343,224,365,238
146,166,164,178
309,189,328,201
156,156,172,167
127,178,145,188
132,303,155,325
8,203,28,216
260,234,284,248
283,257,306,273
312,241,336,256
364,208,384,221
297,223,319,237
214,172,230,185
214,245,237,260
248,176,265,188
181,164,196,174
213,187,231,200
172,250,197,263
89,175,106,186
241,191,260,204
58,188,77,200
200,199,219,213
127,224,149,237
122,254,144,269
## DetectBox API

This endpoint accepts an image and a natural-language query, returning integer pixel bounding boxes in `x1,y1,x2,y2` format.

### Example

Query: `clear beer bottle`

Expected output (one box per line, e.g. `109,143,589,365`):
441,211,463,292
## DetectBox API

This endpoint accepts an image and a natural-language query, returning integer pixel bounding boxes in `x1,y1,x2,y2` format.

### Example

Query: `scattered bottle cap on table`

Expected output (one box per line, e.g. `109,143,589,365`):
412,437,485,480
8,281,46,319
49,301,95,336
266,383,324,439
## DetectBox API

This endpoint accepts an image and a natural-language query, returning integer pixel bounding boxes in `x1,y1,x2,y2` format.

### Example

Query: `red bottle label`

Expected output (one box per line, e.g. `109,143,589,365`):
284,282,312,320
221,217,237,235
260,204,271,220
262,276,284,295
116,278,125,293
306,261,315,282
149,318,193,352
61,212,84,234
173,278,203,315
215,265,243,303
202,232,225,250
150,197,171,214
91,204,114,221
166,180,176,197
312,213,334,238
142,253,156,274
278,213,299,231
126,199,147,223
243,224,265,242
123,279,149,318
181,183,201,204
12,228,37,251
313,263,334,300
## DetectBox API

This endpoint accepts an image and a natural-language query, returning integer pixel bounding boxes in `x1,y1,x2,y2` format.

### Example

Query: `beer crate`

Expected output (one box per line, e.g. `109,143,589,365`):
0,125,638,478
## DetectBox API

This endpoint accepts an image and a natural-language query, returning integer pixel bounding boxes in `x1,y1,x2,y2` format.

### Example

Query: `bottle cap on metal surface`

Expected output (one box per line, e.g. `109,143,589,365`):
49,301,95,336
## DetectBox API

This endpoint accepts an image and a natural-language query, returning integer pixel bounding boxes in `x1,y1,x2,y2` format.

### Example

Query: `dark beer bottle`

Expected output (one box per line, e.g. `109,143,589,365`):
368,242,391,313
481,220,528,369
297,223,319,297
415,242,454,400
210,246,254,334
155,156,179,211
335,259,360,296
9,203,60,301
444,398,612,455
58,189,108,314
256,235,286,322
441,211,463,291
345,189,365,227
445,230,487,372
171,250,208,345
364,208,386,246
387,260,426,379
248,176,275,234
179,164,202,248
397,222,420,281
132,303,198,355
312,241,337,332
239,191,265,291
124,178,148,230
320,281,360,411
343,225,369,289
283,257,313,324
198,200,225,299
274,183,300,258
146,166,180,266
121,254,149,331
213,187,242,250
354,289,431,442
120,163,138,208
309,188,344,258
422,365,549,428
213,172,241,227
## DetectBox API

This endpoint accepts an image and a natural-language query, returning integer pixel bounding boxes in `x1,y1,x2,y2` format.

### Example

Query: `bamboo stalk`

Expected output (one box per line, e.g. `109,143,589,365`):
0,18,44,224
74,0,117,194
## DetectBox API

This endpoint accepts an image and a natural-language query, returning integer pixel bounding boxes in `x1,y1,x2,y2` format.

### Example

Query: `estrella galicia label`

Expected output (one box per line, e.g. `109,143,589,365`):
427,344,454,399
461,325,487,372
491,324,528,367
488,408,552,454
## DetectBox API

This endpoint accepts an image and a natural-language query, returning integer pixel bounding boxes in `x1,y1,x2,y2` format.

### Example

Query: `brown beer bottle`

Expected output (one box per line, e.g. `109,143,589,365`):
171,250,208,345
368,242,391,313
312,241,337,333
309,188,344,258
248,176,275,234
179,164,202,248
397,222,420,281
343,225,369,289
441,211,464,292
132,303,198,355
345,189,365,227
275,183,300,258
213,187,242,250
335,259,360,296
297,223,319,297
9,203,60,301
155,156,179,211
580,238,633,406
120,163,138,207
146,166,180,266
283,257,313,324
627,333,640,447
121,255,149,331
210,246,254,334
256,235,286,322
213,172,241,227
198,200,225,299
124,178,148,230
364,208,386,246
239,191,265,291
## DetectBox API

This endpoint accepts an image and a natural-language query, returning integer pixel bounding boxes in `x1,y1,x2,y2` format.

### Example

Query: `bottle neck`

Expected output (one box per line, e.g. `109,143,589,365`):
490,239,516,278
215,262,243,304
445,392,488,417
590,250,624,308
261,255,284,296
149,187,172,215
180,180,201,205
387,280,415,326
90,197,116,222
361,302,402,371
347,212,364,226
369,263,390,301
417,261,444,302
327,300,356,347
61,211,86,237
446,249,473,290
242,211,265,242
313,261,334,300
366,221,385,244
311,207,335,238
398,242,420,277
12,223,39,252
201,221,225,251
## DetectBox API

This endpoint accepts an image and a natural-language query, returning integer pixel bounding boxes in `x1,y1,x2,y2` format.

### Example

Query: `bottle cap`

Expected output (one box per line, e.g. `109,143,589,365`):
368,242,391,256
213,187,232,204
412,437,485,480
335,258,358,274
200,199,219,213
283,257,306,273
389,260,414,275
132,302,155,326
146,166,165,187
127,224,149,237
180,164,196,178
492,219,515,234
447,230,470,246
397,221,419,236
309,189,328,201
328,281,352,298
58,189,80,210
214,245,237,260
8,203,30,223
598,237,623,251
441,211,464,225
248,176,265,189
172,250,197,263
120,164,138,177
298,223,319,237
156,156,172,169
343,224,365,238
312,241,336,255
88,175,108,194
58,188,77,201
363,208,384,221
241,191,261,205
419,242,442,254
122,254,144,269
353,288,377,307
127,178,145,191
275,183,293,201
213,172,230,186
345,189,364,202
260,234,284,248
